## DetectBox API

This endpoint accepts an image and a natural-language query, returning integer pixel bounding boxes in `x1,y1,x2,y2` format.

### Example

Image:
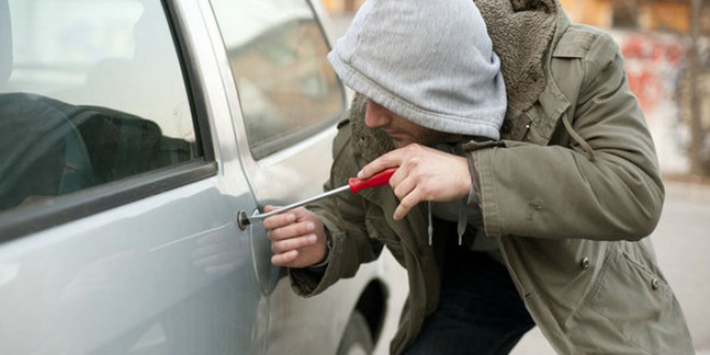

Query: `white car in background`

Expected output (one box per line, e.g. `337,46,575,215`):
0,0,404,353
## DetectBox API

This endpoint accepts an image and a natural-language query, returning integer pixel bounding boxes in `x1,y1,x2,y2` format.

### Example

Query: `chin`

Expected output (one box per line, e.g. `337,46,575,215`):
389,136,417,149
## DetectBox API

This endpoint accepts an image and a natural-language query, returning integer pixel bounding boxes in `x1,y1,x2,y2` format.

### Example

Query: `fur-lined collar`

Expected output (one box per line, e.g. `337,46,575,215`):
349,0,567,162
476,0,558,114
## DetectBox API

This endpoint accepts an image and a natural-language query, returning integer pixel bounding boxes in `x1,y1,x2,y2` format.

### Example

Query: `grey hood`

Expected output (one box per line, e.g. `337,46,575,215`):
328,0,506,140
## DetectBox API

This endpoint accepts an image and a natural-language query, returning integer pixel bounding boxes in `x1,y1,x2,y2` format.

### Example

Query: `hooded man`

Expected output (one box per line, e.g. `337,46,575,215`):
264,0,694,354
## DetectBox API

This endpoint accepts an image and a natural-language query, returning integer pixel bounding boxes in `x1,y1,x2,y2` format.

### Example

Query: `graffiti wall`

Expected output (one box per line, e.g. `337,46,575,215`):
612,31,691,173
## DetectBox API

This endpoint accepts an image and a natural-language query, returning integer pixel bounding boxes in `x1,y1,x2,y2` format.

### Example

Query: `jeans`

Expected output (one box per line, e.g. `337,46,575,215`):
405,247,535,355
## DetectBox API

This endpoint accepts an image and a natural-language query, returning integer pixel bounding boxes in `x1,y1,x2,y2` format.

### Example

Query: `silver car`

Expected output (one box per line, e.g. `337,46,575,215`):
0,0,403,353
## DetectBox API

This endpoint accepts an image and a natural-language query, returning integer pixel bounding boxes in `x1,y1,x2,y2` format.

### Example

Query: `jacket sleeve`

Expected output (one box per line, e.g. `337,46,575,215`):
290,123,384,297
471,34,664,241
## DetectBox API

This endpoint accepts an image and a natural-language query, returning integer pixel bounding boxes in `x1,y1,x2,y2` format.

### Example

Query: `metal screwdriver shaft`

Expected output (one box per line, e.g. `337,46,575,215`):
247,168,397,223
250,185,350,220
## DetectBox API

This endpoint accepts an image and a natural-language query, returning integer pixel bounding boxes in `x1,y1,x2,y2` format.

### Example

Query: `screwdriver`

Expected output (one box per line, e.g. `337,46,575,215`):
245,168,397,224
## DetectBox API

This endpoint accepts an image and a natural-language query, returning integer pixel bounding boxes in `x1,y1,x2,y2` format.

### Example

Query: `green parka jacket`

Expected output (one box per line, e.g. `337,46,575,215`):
291,0,694,354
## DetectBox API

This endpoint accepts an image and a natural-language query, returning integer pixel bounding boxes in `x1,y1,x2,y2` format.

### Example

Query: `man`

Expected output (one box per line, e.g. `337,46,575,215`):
264,0,694,354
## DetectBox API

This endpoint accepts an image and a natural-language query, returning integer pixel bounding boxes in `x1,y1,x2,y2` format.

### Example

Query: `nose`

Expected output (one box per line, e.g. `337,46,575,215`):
364,100,391,128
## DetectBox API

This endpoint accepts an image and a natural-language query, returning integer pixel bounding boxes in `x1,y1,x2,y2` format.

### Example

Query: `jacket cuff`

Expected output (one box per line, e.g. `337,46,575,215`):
289,214,343,297
474,148,502,237
307,228,332,270
465,153,482,206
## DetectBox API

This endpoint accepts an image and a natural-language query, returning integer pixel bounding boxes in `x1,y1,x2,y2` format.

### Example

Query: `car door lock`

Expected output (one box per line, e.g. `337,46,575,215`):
237,210,250,231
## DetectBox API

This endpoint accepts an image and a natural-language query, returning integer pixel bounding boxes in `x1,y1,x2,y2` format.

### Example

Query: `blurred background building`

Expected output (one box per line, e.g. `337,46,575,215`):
321,0,710,179
321,0,364,13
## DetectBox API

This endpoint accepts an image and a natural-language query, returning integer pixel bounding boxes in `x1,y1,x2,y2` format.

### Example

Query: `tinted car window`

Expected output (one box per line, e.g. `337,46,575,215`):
0,0,200,213
210,0,346,159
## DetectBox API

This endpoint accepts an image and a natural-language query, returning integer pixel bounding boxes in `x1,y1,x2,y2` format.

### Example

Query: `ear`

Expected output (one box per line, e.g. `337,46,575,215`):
510,0,556,13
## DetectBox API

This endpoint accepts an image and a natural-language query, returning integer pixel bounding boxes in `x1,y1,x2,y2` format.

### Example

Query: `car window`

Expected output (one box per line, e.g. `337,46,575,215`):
0,0,201,214
210,0,346,159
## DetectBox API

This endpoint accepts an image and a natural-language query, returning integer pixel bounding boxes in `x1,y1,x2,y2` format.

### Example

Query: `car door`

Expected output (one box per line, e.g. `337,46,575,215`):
207,0,347,293
0,0,266,353
203,1,395,353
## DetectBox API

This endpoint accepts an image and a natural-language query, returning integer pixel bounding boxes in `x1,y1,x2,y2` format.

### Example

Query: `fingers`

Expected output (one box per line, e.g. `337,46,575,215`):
364,144,471,220
358,148,410,179
271,234,318,254
290,206,312,219
263,210,296,230
394,188,423,220
388,155,422,188
389,160,422,219
268,220,316,241
262,206,314,230
392,172,416,200
262,206,326,267
271,250,299,266
267,217,318,258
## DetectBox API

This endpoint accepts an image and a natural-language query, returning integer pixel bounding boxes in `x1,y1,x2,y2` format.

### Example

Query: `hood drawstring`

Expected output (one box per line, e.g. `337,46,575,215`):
457,198,468,245
561,113,597,161
427,197,469,246
427,201,433,246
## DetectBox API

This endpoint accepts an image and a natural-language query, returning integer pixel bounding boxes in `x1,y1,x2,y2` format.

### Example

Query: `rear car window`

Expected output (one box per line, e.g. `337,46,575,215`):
0,0,201,214
210,0,346,159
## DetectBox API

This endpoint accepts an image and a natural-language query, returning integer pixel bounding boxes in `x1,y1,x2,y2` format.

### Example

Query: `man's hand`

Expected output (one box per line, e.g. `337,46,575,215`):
358,143,471,220
263,206,328,268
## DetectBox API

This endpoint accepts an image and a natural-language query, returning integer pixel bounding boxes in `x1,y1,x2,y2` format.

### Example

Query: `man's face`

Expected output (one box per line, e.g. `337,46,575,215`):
364,100,449,148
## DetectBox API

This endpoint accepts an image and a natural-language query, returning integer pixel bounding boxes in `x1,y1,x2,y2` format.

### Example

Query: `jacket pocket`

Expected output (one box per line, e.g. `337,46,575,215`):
586,245,673,351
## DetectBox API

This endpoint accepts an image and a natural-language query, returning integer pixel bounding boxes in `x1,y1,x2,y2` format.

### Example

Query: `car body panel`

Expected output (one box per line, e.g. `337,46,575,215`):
0,0,404,353
0,176,265,354
0,0,267,353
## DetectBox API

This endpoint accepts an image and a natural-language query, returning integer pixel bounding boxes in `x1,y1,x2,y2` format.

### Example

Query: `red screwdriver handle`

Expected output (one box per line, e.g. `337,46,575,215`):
348,168,397,194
